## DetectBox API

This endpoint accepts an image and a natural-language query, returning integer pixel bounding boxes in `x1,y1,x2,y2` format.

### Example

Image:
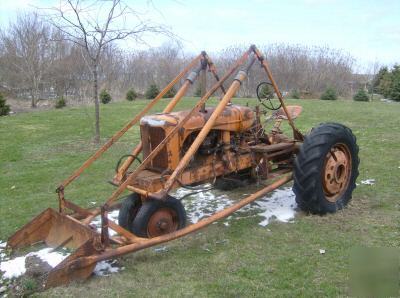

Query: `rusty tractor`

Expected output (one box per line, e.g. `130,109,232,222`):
6,45,359,288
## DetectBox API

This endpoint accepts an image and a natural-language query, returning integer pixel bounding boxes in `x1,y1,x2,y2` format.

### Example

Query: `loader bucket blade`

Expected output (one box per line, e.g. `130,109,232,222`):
7,208,98,250
45,238,101,288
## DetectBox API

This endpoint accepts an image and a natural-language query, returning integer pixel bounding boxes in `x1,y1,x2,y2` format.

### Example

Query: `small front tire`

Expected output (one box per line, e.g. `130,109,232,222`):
131,196,186,238
118,193,142,231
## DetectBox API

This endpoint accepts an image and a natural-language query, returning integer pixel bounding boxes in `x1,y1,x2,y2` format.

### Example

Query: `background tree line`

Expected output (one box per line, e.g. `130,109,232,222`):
0,12,367,107
371,65,400,101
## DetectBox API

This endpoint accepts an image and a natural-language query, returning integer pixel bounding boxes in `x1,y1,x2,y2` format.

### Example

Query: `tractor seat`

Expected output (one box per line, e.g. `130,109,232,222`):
272,105,303,120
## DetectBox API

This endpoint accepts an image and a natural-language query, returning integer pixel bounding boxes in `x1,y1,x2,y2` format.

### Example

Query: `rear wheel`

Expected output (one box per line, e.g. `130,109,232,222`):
132,196,186,238
293,123,359,214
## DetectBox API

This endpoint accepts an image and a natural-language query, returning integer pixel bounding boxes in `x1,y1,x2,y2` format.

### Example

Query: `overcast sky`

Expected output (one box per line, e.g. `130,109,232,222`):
1,0,399,71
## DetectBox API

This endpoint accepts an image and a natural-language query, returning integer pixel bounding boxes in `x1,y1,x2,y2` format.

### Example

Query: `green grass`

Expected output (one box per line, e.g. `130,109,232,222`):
0,98,399,297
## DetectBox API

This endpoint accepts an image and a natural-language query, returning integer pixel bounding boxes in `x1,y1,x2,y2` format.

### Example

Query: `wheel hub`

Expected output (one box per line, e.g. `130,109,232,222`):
147,208,178,237
322,144,352,202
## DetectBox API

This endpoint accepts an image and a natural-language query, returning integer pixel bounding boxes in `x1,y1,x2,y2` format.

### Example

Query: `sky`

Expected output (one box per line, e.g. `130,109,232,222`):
0,0,399,71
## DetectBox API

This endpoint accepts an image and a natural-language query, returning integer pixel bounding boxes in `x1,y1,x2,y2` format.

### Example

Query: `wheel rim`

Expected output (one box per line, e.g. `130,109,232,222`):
322,143,352,202
147,208,179,237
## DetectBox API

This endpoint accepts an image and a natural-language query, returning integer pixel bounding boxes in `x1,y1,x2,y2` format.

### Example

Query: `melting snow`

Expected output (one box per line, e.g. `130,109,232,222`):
174,185,233,223
140,117,167,127
0,245,122,280
91,209,120,236
173,185,297,226
256,188,297,226
153,246,168,253
0,247,69,279
1,185,297,281
93,260,121,276
361,179,375,185
0,209,124,282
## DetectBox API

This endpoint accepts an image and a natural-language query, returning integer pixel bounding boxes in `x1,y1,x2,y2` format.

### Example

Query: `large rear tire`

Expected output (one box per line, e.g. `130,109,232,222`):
293,123,359,214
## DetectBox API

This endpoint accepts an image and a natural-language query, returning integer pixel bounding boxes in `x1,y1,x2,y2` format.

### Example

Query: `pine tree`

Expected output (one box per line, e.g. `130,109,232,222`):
163,87,176,98
320,87,337,100
100,89,112,104
145,84,160,99
390,78,400,101
126,89,137,101
353,89,369,101
372,67,388,94
378,72,393,98
0,93,10,116
290,89,301,99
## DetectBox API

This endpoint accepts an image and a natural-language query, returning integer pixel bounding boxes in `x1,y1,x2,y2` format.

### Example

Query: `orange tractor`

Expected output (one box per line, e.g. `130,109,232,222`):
6,45,359,287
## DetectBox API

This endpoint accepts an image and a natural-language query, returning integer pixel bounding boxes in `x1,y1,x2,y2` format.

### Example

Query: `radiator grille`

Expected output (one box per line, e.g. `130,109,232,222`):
141,125,168,171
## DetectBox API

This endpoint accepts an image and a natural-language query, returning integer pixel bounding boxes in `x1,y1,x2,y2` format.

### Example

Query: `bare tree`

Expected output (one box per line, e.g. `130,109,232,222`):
45,0,172,143
0,12,52,107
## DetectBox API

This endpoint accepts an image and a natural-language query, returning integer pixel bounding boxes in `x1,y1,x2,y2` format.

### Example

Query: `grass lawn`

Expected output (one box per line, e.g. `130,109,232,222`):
0,98,399,297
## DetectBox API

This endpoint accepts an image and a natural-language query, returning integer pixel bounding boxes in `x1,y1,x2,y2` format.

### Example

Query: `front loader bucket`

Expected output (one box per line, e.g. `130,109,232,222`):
7,208,103,287
7,208,98,250
45,237,101,288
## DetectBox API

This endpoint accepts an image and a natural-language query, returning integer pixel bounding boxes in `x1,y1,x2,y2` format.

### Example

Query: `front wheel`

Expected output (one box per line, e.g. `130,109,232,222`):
131,196,186,238
293,123,359,214
118,193,142,230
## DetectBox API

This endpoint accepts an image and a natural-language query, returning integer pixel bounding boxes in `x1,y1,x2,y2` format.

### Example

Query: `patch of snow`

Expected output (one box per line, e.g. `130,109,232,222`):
256,187,297,226
31,248,68,268
140,117,167,127
1,243,122,280
0,247,69,280
174,185,297,227
361,179,375,185
0,255,27,279
153,246,168,253
91,210,120,236
174,185,233,224
93,260,121,276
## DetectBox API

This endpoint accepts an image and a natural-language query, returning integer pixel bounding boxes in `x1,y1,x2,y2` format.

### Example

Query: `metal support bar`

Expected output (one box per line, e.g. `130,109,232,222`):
157,54,256,197
100,206,109,247
115,53,208,182
58,54,202,190
57,188,65,214
251,46,304,141
92,174,292,262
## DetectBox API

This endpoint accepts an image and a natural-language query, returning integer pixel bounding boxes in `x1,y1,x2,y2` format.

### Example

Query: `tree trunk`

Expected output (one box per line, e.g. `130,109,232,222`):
30,90,36,108
93,64,100,143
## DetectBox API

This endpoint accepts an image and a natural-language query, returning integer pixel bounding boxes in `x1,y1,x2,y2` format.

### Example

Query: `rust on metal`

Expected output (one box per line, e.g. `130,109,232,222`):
6,45,309,289
7,208,98,250
147,208,179,237
322,143,352,202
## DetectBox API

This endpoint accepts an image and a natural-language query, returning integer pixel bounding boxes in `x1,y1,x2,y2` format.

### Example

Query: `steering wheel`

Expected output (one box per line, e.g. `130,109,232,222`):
256,82,282,111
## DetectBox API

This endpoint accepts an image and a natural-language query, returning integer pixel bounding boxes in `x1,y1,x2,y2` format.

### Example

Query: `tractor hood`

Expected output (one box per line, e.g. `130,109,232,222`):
140,104,255,132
